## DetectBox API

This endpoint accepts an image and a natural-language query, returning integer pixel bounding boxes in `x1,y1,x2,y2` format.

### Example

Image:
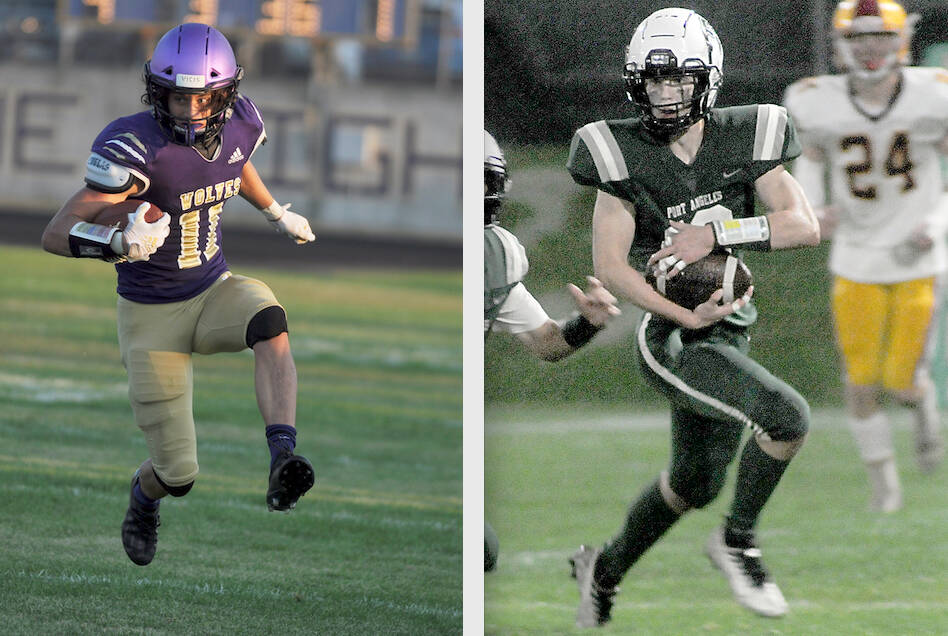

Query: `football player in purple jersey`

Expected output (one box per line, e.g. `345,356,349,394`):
41,23,316,566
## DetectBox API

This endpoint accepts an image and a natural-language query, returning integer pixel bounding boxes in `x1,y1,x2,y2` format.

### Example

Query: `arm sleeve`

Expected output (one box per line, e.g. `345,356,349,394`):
490,283,551,334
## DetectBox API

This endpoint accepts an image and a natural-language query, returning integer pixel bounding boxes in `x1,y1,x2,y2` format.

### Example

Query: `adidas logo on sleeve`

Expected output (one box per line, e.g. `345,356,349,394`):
227,147,245,164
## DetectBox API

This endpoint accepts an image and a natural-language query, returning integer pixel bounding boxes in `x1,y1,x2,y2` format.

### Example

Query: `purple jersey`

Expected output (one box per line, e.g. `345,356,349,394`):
90,95,267,303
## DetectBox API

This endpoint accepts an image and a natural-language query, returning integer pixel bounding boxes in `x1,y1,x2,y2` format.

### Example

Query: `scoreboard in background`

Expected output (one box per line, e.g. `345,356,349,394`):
68,0,418,44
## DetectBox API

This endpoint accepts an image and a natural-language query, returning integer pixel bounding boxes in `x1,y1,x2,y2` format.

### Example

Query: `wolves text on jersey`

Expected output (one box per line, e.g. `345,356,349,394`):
179,177,242,212
666,190,723,219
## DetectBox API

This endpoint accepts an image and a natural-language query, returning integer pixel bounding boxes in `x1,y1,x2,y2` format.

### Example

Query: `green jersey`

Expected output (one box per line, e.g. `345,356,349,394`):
568,105,799,269
567,104,800,325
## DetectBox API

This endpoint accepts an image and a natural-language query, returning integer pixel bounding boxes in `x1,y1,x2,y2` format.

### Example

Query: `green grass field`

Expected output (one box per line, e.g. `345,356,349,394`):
485,405,948,635
0,246,461,635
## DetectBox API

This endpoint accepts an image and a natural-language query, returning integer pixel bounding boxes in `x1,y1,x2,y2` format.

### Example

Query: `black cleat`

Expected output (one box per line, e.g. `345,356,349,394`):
121,472,160,566
267,451,315,511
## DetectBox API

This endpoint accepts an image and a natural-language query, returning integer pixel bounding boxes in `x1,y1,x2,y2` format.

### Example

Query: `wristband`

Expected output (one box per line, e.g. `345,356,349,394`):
561,315,602,348
68,222,126,261
260,201,284,222
711,217,771,251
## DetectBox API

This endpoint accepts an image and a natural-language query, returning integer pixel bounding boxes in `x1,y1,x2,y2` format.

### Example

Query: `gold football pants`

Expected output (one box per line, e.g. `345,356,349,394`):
116,273,281,487
832,276,935,391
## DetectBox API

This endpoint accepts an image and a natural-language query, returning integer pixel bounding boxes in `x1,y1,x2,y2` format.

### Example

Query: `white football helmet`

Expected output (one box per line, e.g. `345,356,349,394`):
624,8,723,139
833,0,917,80
484,130,510,225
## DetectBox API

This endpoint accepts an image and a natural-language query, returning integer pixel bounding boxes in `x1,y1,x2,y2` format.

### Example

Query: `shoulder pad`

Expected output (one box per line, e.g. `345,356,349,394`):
84,152,149,194
568,121,630,186
787,77,822,94
484,225,529,288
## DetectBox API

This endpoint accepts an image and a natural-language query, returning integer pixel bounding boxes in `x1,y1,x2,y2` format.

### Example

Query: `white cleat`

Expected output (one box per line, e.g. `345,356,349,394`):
705,527,788,618
569,545,617,628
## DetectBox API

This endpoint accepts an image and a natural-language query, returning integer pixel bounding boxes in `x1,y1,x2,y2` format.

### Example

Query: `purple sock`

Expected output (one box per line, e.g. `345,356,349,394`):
266,424,297,469
132,481,159,510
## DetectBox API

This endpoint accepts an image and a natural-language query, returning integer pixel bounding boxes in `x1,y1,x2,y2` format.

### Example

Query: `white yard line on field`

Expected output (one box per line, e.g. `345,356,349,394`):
486,408,919,436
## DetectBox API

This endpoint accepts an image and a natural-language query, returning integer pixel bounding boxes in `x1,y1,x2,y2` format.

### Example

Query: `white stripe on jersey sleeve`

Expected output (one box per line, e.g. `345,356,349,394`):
577,121,629,183
753,105,788,161
105,138,147,164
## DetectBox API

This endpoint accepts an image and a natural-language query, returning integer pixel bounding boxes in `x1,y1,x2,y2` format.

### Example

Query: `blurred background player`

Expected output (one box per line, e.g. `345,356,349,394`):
784,0,948,513
484,130,619,361
483,129,619,570
41,23,316,566
566,8,819,626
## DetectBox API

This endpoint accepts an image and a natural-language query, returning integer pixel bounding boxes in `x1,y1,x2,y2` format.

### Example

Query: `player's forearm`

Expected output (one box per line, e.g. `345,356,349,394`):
765,204,821,249
595,259,694,327
756,168,820,249
238,161,275,210
516,320,574,362
42,192,120,256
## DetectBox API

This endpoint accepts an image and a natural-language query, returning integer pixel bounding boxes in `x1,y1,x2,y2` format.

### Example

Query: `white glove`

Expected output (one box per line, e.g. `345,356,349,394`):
122,203,171,262
261,201,315,244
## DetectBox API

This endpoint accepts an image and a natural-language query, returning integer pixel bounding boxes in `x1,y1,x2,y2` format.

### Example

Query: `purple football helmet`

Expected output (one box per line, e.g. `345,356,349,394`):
143,23,243,146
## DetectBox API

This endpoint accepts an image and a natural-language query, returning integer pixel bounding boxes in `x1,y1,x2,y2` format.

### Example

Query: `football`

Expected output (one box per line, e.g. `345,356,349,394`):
646,252,753,310
91,199,163,228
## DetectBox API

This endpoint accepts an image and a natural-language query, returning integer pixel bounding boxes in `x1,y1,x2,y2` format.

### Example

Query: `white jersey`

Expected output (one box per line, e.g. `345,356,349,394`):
484,224,549,334
784,67,948,283
488,282,549,334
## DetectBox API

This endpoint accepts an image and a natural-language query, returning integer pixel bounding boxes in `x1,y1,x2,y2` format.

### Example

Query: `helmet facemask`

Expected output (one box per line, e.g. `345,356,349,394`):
144,73,241,147
836,32,902,79
484,167,509,225
624,52,714,141
484,131,510,225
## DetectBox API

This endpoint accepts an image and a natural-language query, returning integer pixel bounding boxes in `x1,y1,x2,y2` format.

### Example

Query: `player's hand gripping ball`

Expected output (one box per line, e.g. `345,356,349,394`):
646,252,753,310
92,200,170,262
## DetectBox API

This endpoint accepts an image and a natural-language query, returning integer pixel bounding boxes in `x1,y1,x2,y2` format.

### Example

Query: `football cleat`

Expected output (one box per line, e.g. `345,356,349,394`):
570,545,618,628
121,472,160,566
267,450,315,511
705,527,788,618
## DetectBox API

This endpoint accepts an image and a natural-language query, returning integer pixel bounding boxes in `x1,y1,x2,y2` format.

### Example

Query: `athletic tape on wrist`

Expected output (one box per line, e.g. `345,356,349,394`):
562,315,602,348
68,222,125,261
711,217,771,251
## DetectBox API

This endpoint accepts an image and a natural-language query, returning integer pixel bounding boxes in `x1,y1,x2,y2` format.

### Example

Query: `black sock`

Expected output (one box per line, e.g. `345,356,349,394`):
266,424,297,469
727,437,791,537
594,478,681,589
